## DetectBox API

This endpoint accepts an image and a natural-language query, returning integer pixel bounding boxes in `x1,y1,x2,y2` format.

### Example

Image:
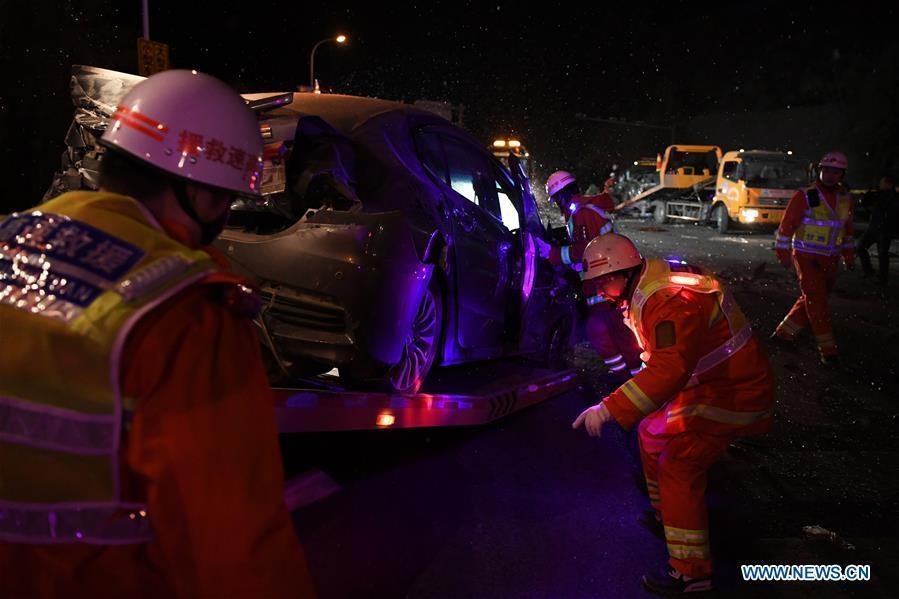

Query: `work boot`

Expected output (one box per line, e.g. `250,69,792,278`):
767,331,797,353
642,563,713,595
638,509,665,541
819,354,841,369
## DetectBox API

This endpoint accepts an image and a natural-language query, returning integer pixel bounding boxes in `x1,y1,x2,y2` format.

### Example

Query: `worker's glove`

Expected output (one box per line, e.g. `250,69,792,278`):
775,248,792,268
572,400,613,438
535,236,552,259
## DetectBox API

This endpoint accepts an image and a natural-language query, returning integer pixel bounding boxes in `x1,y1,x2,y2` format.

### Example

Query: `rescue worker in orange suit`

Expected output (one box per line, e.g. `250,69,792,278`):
572,234,774,595
0,70,316,598
772,151,855,367
536,170,643,378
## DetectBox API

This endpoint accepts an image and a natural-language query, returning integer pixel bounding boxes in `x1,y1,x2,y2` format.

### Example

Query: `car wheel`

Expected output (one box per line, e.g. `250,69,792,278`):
714,203,730,234
543,317,572,370
652,202,667,224
386,281,443,393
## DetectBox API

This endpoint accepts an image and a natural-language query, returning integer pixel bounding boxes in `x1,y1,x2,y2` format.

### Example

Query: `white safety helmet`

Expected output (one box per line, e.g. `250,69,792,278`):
546,170,577,197
582,234,643,281
818,151,848,171
100,69,263,196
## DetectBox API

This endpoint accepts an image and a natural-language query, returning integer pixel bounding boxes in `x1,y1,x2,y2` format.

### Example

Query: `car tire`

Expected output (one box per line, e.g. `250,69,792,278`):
384,279,444,394
543,317,573,370
652,202,667,224
714,203,730,234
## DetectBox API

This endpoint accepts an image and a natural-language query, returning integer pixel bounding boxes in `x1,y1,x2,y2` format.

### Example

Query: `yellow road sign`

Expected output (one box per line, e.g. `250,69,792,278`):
137,38,170,76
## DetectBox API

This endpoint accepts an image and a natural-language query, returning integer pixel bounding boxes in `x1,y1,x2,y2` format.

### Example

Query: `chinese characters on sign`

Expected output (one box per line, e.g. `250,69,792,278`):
137,38,170,77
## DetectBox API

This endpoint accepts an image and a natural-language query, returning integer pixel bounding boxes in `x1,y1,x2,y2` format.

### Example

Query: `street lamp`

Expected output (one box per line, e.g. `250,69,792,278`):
309,34,348,89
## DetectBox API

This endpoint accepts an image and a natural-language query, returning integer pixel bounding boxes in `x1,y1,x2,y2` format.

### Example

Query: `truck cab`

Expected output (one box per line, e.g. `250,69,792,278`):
711,150,810,232
491,138,533,181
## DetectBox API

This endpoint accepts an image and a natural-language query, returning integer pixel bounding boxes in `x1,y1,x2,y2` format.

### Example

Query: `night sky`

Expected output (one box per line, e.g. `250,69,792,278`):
2,1,897,212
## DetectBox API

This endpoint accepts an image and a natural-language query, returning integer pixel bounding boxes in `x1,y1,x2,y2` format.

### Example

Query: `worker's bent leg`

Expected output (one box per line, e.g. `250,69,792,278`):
857,229,877,276
776,300,806,341
776,255,810,340
638,411,668,512
586,303,628,374
877,236,892,283
795,254,839,356
657,431,732,579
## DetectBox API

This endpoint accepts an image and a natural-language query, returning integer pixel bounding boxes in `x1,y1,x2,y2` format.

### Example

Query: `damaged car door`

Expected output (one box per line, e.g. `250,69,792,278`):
441,134,515,353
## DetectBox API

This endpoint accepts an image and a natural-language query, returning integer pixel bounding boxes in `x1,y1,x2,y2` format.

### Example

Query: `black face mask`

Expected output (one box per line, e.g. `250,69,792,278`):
172,181,231,245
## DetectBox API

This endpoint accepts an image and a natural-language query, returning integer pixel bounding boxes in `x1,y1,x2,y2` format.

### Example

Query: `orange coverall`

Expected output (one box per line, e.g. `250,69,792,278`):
0,259,316,598
549,193,642,373
605,288,774,578
774,184,855,357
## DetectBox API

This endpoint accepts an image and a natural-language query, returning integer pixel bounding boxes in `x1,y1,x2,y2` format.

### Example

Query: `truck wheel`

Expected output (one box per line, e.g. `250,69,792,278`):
652,202,667,225
714,204,730,234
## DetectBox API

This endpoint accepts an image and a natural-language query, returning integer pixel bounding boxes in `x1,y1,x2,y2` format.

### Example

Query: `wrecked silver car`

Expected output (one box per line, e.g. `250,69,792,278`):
48,66,578,393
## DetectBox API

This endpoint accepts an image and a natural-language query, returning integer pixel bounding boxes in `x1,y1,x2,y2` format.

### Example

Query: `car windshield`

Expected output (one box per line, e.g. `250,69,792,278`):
743,158,808,189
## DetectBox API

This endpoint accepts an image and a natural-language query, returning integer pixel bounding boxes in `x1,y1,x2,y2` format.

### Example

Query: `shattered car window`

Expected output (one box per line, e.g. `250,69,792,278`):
494,169,521,232
414,131,449,184
444,137,497,212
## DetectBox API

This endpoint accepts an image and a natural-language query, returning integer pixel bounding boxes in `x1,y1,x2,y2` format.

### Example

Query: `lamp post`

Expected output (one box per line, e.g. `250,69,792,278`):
309,34,348,89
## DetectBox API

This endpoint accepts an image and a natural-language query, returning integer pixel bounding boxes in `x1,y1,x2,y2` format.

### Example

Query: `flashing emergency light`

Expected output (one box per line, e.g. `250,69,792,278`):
569,202,578,213
376,412,396,427
665,258,688,265
670,274,701,286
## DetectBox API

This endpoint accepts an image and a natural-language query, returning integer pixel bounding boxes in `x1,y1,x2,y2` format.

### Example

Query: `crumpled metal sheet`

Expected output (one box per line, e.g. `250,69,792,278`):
69,64,145,124
42,66,145,202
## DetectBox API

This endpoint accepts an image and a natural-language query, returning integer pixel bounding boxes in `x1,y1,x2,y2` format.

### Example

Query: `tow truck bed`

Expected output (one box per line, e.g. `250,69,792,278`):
273,360,581,433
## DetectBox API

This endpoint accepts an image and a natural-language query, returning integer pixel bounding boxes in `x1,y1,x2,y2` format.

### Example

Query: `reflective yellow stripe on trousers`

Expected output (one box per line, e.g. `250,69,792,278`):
666,404,773,427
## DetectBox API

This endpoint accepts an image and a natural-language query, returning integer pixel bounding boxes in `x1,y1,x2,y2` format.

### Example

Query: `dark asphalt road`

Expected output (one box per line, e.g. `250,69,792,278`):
285,384,671,599
283,219,898,598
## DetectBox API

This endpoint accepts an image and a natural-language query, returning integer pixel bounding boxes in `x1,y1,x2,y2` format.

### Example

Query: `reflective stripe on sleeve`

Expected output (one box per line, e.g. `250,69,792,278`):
620,379,656,415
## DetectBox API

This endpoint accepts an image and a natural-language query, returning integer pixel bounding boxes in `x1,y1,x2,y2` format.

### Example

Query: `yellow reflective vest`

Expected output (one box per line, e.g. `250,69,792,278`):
625,258,751,385
791,185,852,257
0,191,218,544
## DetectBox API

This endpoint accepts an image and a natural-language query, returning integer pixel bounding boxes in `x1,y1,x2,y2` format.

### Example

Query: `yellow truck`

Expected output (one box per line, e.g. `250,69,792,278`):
710,150,810,232
617,145,810,232
617,144,722,224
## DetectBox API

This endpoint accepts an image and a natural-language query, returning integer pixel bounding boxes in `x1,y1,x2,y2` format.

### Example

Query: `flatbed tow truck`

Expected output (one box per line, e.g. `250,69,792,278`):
273,359,581,433
616,144,722,224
